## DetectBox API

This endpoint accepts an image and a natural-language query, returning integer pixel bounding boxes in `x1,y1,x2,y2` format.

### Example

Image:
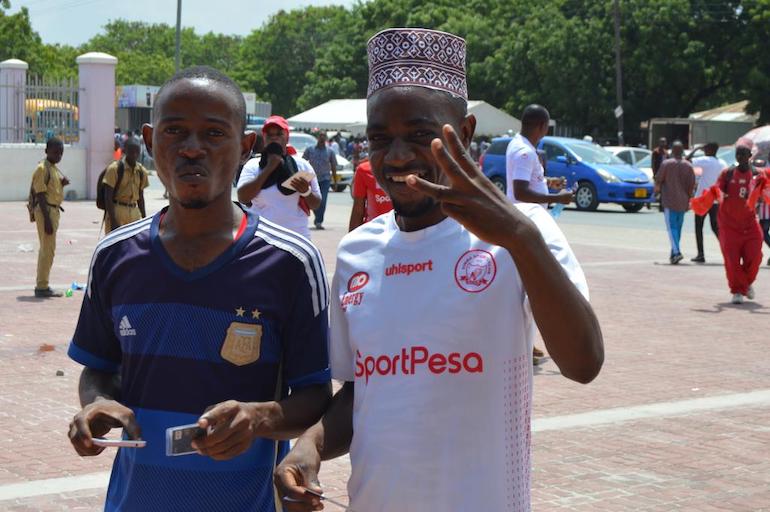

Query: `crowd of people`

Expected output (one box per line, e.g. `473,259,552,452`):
18,21,765,512
653,137,769,304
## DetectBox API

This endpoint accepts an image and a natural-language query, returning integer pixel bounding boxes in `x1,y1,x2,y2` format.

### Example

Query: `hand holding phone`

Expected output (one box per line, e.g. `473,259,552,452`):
166,423,207,456
92,438,146,448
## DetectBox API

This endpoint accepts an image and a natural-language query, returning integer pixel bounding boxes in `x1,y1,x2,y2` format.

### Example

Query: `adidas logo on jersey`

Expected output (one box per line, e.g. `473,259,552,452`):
119,316,136,336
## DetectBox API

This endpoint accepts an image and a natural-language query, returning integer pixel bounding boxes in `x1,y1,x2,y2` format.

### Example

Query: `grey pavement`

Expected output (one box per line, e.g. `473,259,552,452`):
0,177,768,511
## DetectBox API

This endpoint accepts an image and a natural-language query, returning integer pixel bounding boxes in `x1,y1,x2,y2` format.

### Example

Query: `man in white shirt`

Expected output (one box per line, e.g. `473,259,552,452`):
274,28,604,512
507,104,572,361
506,104,572,206
688,142,726,263
237,116,321,239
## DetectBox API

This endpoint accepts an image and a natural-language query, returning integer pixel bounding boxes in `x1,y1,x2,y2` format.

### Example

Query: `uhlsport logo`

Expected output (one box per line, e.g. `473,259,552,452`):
119,316,136,336
355,346,484,384
454,249,497,293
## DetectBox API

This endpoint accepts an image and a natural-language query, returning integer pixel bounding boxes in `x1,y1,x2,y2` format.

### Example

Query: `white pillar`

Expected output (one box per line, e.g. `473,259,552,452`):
76,52,117,200
0,59,28,143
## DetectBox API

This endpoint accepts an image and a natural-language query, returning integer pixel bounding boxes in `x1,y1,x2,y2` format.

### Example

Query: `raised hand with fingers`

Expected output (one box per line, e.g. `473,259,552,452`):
406,124,535,249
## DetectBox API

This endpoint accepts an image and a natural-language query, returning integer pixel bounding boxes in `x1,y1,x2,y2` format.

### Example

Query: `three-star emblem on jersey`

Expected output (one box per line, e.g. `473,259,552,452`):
235,307,246,317
454,250,497,293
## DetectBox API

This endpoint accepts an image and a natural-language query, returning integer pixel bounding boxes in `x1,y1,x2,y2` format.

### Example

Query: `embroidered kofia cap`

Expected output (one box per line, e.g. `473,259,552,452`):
367,28,467,100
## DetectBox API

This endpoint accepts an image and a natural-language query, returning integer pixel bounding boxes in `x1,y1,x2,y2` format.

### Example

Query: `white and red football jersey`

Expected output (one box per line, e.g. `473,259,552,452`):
330,203,588,512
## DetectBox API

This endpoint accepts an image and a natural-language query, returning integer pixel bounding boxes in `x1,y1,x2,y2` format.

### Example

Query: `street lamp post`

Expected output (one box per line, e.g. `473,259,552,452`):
613,0,624,145
175,0,182,72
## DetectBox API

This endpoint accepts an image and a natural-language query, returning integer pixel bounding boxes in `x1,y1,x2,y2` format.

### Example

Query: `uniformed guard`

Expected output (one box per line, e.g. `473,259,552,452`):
31,137,68,298
103,136,148,233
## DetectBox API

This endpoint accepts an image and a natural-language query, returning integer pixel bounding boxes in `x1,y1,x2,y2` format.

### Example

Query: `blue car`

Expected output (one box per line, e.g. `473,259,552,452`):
480,136,654,212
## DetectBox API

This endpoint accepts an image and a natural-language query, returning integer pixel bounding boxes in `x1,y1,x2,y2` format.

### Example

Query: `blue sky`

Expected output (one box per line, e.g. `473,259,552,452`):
9,0,357,46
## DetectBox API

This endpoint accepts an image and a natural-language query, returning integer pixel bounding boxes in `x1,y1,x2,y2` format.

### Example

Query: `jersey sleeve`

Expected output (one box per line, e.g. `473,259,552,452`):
352,165,367,199
516,203,589,300
102,162,120,188
281,247,331,390
236,158,261,189
329,269,355,381
31,164,48,194
508,148,534,182
68,254,122,373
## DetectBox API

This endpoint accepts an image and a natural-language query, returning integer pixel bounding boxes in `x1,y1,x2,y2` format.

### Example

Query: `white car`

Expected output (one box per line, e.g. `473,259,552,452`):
604,146,651,167
288,132,354,192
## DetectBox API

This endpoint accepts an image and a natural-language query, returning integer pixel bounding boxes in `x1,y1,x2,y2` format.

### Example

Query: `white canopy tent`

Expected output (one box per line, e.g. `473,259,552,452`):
288,99,521,136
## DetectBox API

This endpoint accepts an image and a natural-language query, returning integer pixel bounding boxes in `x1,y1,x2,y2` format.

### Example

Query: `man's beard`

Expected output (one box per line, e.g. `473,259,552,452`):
179,199,209,209
391,196,436,218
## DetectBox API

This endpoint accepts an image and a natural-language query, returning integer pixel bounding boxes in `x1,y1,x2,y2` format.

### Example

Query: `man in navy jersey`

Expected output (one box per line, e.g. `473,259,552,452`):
67,66,331,511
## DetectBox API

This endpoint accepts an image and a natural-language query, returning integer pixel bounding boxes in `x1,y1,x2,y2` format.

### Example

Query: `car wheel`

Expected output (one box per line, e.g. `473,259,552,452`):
331,184,347,192
574,181,599,211
490,175,506,194
622,203,644,213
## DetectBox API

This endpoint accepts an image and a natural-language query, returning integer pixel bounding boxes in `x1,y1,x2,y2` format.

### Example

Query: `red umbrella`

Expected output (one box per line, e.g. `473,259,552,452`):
736,125,770,158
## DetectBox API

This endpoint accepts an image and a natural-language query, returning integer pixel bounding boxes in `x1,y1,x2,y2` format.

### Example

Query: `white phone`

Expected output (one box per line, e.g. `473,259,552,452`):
92,438,146,448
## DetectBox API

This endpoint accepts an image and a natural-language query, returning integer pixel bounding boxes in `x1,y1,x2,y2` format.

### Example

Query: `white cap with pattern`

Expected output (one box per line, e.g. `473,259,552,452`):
367,28,467,100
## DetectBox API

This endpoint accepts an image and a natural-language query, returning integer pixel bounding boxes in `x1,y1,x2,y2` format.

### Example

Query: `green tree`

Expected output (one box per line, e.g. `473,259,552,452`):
233,6,357,116
741,0,770,123
0,7,43,66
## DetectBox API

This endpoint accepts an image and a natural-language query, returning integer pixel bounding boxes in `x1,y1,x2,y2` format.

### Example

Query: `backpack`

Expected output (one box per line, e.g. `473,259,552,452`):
96,160,125,210
26,163,51,223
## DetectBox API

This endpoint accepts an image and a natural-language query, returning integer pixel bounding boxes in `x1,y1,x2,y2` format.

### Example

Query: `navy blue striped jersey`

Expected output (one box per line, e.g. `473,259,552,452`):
68,206,330,511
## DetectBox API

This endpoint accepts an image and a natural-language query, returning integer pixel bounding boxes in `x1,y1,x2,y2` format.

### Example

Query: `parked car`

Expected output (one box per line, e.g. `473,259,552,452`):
480,136,654,212
478,138,511,192
634,145,741,180
604,146,651,167
288,132,355,192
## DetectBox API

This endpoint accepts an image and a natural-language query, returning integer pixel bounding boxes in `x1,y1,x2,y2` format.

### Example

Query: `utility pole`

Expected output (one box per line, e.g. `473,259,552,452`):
612,0,624,145
174,0,182,72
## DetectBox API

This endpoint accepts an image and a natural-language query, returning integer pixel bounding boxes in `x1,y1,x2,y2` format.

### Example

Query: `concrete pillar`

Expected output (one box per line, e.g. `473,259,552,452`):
76,52,117,199
0,59,28,143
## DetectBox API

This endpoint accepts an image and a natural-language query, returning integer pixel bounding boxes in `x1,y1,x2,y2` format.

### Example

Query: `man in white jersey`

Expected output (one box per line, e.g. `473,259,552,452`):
274,28,604,512
688,142,726,263
506,104,572,206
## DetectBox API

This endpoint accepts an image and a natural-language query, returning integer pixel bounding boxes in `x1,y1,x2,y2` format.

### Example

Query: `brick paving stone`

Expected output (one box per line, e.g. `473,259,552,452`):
1,191,769,511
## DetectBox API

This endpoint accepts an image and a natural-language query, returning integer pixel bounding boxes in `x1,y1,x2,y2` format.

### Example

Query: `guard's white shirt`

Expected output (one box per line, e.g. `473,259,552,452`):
506,133,548,204
237,155,319,239
330,205,588,512
692,155,727,197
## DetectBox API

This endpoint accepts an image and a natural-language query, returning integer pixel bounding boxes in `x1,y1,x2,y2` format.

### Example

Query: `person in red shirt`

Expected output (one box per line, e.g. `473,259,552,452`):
717,145,765,304
348,157,393,231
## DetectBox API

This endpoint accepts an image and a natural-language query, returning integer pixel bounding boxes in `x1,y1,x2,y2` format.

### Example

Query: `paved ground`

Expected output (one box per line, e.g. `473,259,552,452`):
0,178,769,511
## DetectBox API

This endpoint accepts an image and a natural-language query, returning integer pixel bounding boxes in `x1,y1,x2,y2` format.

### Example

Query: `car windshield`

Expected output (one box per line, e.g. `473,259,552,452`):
717,146,737,166
636,154,651,168
564,141,627,165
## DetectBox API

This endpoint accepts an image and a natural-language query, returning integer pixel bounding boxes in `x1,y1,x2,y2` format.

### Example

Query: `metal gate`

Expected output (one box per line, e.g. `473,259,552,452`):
24,75,80,144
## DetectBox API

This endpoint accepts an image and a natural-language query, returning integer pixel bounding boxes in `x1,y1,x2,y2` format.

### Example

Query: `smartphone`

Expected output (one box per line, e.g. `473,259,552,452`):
166,423,206,456
92,438,146,448
303,488,348,508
